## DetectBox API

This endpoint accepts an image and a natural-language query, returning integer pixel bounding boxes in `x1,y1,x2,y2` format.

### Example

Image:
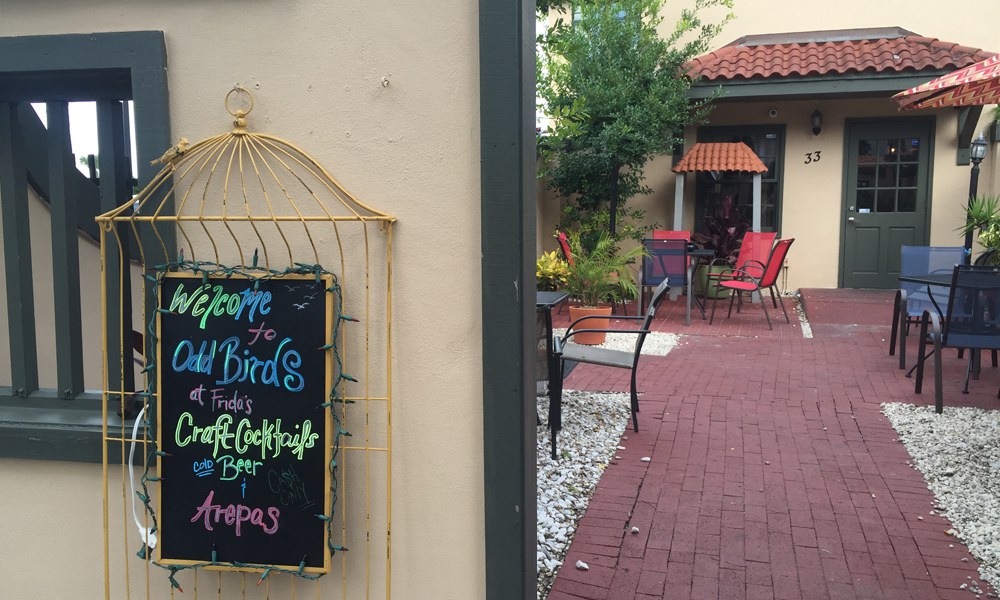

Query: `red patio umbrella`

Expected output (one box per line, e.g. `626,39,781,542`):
892,54,1000,110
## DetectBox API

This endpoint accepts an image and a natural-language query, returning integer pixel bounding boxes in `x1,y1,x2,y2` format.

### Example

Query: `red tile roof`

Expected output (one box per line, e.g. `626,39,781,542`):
687,27,996,82
672,142,767,173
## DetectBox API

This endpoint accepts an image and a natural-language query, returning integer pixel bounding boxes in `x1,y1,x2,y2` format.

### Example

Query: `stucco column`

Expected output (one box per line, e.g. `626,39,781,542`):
674,172,685,230
752,172,762,232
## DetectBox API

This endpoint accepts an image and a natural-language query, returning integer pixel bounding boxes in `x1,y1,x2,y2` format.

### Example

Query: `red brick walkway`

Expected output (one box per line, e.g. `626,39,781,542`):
547,290,998,600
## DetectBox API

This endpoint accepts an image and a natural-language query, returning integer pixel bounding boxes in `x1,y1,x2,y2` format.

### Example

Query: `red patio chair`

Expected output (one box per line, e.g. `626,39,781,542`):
705,231,776,295
710,238,795,330
556,231,575,266
651,229,690,241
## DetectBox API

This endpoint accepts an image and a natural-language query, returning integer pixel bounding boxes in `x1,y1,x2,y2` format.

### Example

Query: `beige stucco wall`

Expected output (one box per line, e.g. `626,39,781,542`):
0,2,484,599
539,1,1000,289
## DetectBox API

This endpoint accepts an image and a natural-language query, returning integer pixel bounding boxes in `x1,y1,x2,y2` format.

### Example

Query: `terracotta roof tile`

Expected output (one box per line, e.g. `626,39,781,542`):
687,28,995,82
672,142,767,173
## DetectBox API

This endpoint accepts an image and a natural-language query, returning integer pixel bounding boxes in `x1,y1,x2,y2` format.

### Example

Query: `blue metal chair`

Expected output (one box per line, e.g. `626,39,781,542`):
640,238,702,324
890,245,965,369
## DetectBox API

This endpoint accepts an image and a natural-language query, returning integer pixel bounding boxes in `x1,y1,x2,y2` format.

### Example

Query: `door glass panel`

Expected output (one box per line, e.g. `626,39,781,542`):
899,164,918,187
898,189,917,212
877,189,896,212
878,165,898,187
858,140,876,163
879,139,900,162
857,190,875,211
900,138,920,161
857,166,876,188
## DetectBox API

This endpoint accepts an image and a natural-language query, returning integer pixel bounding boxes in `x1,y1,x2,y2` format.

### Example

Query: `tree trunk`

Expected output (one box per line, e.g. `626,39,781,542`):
608,164,620,236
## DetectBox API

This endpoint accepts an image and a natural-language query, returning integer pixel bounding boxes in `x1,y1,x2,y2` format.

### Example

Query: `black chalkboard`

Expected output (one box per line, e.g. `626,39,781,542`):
157,273,332,572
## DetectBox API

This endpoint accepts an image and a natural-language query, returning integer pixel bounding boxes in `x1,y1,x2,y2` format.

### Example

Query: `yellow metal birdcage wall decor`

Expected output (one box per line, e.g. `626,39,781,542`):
96,87,395,599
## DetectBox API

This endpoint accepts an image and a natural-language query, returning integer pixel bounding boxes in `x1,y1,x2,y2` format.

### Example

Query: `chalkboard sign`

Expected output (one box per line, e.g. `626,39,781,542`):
156,273,332,572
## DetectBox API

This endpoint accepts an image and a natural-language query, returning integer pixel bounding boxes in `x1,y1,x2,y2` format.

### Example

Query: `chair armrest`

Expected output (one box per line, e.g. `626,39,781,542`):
565,313,644,332
557,327,650,352
717,266,761,283
922,309,943,342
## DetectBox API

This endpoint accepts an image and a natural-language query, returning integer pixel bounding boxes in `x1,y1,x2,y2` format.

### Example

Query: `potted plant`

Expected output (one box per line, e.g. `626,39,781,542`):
563,231,645,345
692,196,750,298
961,195,1000,264
536,250,570,291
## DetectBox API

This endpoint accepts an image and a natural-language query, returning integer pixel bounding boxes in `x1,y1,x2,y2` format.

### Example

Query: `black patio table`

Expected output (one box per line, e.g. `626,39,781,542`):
898,273,953,317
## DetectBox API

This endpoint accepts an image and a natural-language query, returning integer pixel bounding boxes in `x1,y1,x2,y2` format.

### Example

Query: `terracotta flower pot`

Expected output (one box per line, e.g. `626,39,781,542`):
568,305,612,345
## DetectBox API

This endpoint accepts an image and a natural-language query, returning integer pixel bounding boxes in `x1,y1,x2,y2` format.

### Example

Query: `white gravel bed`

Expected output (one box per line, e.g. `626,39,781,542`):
553,328,680,355
882,403,1000,596
536,390,630,599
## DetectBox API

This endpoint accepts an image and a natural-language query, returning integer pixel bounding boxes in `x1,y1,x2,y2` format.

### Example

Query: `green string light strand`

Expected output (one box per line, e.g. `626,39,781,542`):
134,259,352,587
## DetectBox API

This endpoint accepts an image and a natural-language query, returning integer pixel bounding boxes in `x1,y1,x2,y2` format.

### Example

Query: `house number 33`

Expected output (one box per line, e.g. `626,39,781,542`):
804,151,821,164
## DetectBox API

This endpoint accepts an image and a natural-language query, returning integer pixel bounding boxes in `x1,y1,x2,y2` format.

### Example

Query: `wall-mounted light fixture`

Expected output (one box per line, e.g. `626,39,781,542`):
810,110,823,136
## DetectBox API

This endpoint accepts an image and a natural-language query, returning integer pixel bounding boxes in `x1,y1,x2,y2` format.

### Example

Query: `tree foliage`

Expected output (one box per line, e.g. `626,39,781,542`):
538,0,733,248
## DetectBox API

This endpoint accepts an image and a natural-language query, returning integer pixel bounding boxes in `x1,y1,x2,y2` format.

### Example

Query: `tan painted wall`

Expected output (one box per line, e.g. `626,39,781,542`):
539,1,1000,290
0,2,484,599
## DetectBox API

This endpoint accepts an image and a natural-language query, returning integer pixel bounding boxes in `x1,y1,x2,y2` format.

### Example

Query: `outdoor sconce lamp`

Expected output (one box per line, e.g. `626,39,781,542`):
971,132,988,162
810,110,823,136
964,133,989,263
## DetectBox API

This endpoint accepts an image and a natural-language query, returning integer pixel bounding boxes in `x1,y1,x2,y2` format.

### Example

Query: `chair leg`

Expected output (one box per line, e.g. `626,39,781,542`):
629,369,639,432
726,289,737,318
933,330,944,414
772,285,790,323
889,291,901,356
899,314,909,370
759,288,773,330
550,359,567,460
710,288,720,324
963,352,974,394
915,316,929,393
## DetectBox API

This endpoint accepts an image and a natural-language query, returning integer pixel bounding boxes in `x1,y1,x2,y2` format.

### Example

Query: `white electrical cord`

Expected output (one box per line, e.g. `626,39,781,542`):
129,405,158,549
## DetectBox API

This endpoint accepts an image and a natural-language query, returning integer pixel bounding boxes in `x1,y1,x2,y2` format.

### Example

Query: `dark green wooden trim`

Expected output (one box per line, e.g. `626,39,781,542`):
0,31,167,72
689,71,956,100
17,103,102,242
46,102,85,398
479,0,536,598
0,31,169,462
0,103,39,397
0,391,125,463
97,100,136,396
956,106,984,165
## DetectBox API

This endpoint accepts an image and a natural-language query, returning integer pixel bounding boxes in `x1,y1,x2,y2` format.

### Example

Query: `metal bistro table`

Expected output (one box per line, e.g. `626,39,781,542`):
897,272,953,314
536,291,568,445
687,247,716,324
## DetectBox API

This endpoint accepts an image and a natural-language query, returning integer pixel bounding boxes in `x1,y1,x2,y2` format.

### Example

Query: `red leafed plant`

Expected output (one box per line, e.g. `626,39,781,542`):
692,195,750,265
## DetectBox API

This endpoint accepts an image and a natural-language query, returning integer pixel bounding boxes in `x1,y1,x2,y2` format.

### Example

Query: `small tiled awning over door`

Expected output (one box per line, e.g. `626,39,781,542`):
672,142,767,231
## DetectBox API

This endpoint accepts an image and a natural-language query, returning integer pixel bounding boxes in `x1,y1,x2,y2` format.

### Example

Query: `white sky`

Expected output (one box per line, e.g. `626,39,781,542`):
30,101,139,178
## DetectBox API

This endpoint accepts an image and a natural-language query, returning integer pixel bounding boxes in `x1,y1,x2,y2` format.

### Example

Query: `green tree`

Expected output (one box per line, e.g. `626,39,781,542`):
538,0,733,247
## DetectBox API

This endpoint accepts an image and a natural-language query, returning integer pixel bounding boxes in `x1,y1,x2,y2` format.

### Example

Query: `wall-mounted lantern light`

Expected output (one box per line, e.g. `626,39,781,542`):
810,110,823,136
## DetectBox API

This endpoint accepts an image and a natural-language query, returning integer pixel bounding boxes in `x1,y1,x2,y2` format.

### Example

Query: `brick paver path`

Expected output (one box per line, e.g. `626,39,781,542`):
547,290,997,600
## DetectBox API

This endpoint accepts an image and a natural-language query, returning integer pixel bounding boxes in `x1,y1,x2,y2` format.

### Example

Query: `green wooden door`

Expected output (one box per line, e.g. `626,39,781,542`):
842,119,934,288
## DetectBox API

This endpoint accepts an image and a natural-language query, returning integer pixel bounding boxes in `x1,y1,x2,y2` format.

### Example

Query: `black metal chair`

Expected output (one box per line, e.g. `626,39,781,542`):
546,278,670,459
914,265,1000,413
889,245,964,370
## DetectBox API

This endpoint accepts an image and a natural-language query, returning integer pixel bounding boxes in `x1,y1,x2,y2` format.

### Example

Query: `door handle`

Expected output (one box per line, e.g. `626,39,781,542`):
847,216,856,223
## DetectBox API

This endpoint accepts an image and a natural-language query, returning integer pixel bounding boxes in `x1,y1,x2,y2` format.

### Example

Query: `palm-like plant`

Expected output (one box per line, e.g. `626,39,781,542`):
563,231,645,307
